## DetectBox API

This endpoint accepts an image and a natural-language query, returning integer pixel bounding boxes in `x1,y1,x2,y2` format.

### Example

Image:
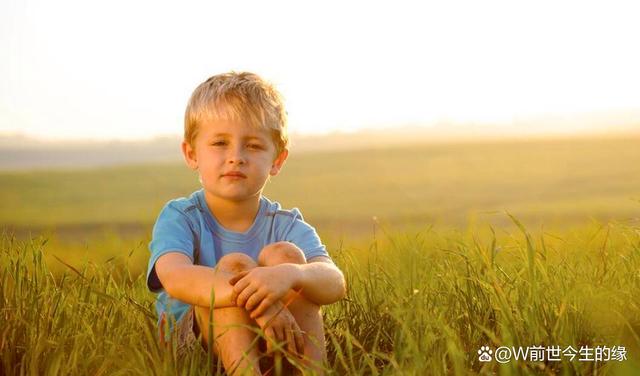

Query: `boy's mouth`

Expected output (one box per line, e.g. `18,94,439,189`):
222,171,247,178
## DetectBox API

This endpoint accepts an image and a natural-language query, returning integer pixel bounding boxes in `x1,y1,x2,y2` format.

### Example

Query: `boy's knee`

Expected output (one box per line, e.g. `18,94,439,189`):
216,252,257,273
258,241,306,266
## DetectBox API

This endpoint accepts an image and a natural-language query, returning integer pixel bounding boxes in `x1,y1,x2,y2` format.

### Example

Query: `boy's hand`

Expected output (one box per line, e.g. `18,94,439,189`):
253,300,305,357
229,264,299,318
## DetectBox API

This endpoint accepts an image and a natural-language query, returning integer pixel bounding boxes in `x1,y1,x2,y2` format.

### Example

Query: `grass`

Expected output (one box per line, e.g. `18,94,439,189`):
2,219,639,375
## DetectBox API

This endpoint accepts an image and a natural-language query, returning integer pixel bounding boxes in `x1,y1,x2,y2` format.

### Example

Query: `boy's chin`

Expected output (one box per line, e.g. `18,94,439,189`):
206,189,261,202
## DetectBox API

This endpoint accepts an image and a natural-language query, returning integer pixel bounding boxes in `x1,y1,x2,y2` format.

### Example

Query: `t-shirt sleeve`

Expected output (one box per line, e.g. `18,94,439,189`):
146,202,197,292
285,209,330,261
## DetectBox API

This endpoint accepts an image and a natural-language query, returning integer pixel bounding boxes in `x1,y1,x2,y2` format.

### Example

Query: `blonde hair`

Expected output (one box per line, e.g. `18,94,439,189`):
184,72,288,156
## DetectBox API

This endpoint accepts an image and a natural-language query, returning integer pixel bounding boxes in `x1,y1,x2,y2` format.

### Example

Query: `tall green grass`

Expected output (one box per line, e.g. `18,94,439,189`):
2,220,639,375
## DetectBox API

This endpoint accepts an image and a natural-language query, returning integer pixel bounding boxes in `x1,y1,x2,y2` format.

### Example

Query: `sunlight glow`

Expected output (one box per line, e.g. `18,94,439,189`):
1,0,639,140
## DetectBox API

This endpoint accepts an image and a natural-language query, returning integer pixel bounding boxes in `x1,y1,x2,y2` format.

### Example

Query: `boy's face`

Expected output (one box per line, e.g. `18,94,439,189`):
182,119,288,204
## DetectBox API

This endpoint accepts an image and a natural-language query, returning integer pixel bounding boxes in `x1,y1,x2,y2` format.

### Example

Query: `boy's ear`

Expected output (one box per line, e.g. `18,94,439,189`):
181,141,198,170
269,148,289,176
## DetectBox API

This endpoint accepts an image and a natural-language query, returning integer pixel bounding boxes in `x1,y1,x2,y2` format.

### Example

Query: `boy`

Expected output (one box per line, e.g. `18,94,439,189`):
146,72,346,375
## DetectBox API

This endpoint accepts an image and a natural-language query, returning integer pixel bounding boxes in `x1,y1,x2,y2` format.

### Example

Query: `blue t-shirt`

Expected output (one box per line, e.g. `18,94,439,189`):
146,189,329,327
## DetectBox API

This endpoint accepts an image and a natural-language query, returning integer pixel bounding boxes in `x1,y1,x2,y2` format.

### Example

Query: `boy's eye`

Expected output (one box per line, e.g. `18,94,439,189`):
211,141,227,146
247,143,263,150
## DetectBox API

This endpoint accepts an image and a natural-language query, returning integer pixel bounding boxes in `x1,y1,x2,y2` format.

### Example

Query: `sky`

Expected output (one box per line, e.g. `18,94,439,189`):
1,0,639,141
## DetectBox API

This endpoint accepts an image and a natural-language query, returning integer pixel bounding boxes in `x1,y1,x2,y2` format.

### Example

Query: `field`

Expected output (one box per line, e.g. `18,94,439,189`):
1,136,639,374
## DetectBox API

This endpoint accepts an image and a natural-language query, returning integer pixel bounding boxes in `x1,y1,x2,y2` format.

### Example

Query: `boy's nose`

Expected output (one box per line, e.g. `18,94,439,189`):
227,147,246,165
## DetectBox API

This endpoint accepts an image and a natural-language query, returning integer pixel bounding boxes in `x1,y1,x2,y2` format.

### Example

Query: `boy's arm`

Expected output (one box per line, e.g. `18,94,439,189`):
230,254,346,316
291,255,347,305
154,252,237,308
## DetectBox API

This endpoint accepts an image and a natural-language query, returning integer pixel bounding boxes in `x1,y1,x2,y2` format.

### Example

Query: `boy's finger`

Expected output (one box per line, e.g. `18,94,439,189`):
230,278,251,304
229,286,242,305
228,271,249,285
264,327,275,354
232,276,251,293
285,327,296,356
245,290,267,311
250,297,274,319
236,285,258,308
275,325,285,345
294,329,305,357
229,289,237,305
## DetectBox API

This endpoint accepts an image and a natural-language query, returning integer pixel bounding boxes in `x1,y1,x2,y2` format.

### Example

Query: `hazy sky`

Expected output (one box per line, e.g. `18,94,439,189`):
1,0,639,141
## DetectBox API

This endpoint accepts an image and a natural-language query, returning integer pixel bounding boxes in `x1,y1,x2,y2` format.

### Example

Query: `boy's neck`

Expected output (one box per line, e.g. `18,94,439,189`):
203,192,261,233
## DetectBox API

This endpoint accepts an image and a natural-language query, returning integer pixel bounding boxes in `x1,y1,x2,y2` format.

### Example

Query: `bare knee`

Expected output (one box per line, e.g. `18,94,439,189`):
216,252,257,273
258,241,306,266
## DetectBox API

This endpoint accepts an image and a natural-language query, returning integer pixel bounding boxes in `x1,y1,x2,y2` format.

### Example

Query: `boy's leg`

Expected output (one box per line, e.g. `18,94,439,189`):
258,242,327,374
194,252,263,376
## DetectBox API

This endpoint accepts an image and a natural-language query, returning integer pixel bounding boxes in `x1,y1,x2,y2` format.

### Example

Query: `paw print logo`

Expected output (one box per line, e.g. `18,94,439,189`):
478,346,492,362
